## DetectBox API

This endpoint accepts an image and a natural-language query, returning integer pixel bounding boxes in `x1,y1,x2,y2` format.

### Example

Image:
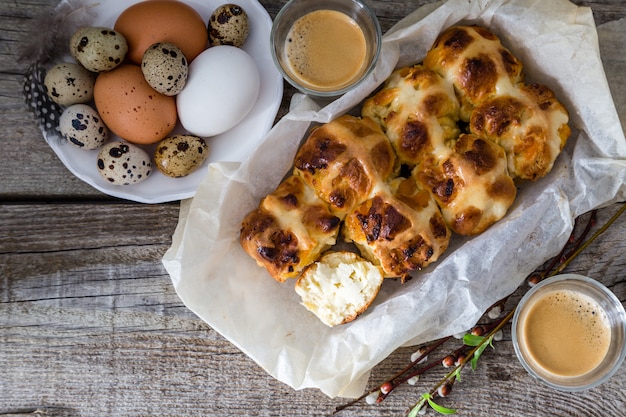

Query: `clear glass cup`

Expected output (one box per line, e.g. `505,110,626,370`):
270,0,382,98
512,273,626,391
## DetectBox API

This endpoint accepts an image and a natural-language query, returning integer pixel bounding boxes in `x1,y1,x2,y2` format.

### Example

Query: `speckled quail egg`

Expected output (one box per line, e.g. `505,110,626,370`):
59,104,109,149
154,135,209,177
208,4,249,47
97,142,152,185
44,62,95,106
141,42,188,96
70,26,128,72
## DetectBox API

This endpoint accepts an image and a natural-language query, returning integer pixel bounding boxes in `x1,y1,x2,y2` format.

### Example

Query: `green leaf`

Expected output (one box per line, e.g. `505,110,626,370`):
470,335,494,370
463,333,485,346
407,405,421,417
424,393,457,415
407,397,427,417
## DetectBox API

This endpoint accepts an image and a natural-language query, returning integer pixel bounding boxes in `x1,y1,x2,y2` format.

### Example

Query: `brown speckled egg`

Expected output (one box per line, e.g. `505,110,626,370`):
44,63,95,106
59,104,109,149
208,4,249,47
69,26,128,72
141,42,188,96
154,135,209,177
114,0,208,64
97,141,152,185
93,63,177,145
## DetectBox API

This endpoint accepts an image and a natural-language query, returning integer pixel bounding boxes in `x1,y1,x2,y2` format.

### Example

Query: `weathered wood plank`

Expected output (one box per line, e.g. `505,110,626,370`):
1,204,624,416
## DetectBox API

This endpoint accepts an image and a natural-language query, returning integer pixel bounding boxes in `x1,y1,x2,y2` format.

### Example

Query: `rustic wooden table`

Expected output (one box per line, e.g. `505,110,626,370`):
1,0,625,416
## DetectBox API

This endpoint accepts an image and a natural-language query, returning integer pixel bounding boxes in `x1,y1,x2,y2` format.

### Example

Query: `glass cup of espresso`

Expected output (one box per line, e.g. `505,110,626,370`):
512,274,626,391
270,0,382,98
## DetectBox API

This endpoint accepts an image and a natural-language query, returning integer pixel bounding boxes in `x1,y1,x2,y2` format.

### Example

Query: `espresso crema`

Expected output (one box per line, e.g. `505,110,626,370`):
519,289,611,377
284,9,367,92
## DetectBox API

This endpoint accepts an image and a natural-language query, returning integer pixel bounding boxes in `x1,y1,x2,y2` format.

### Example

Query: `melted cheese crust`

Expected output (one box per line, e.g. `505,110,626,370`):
240,175,341,282
470,83,570,181
424,25,524,121
362,65,460,166
343,176,451,278
293,115,398,217
414,133,517,235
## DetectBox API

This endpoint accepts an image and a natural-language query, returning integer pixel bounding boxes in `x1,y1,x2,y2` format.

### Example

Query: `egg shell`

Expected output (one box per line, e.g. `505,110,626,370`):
69,26,128,72
208,4,250,47
44,63,95,106
94,64,177,145
155,135,209,177
141,42,188,96
176,46,260,137
114,0,208,64
59,104,109,150
97,141,152,185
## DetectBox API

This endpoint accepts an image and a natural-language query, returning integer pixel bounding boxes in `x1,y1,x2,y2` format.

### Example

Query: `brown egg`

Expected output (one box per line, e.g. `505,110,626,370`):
94,64,177,145
114,0,208,64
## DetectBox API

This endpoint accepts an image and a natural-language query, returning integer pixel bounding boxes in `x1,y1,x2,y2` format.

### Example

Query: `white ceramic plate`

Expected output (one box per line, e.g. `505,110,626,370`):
45,0,283,203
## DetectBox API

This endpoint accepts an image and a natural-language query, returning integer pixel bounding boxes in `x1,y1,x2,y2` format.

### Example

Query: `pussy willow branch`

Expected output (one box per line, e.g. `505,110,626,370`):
549,205,624,276
529,210,597,284
406,314,511,414
334,203,625,415
334,337,452,412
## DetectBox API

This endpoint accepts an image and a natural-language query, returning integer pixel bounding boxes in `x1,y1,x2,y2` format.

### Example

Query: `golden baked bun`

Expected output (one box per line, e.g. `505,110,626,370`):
343,176,451,279
240,175,341,282
362,65,461,167
293,115,398,217
414,133,517,236
470,83,571,181
424,25,524,121
295,251,385,327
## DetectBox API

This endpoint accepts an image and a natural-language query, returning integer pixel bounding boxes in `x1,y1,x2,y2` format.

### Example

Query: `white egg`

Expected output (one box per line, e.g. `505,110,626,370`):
176,45,260,137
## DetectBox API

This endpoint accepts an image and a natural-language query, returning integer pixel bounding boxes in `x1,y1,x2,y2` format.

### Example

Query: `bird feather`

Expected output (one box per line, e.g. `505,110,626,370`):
19,0,99,139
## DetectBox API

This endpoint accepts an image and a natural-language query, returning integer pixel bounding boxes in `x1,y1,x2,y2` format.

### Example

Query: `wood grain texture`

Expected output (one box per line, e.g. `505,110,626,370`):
1,205,624,417
1,1,625,416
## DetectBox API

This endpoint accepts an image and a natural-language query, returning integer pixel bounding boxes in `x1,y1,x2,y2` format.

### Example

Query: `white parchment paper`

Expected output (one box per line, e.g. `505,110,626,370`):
163,0,626,398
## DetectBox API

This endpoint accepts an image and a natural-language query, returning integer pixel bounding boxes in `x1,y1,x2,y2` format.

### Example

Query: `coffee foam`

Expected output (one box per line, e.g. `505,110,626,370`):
284,10,367,91
520,289,611,377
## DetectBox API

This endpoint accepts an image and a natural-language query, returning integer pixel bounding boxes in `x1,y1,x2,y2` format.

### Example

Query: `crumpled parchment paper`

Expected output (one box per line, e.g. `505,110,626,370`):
162,0,626,398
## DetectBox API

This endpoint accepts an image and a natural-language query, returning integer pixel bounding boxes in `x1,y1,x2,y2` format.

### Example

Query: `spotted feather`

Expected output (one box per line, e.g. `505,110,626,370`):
24,62,64,139
19,0,97,141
